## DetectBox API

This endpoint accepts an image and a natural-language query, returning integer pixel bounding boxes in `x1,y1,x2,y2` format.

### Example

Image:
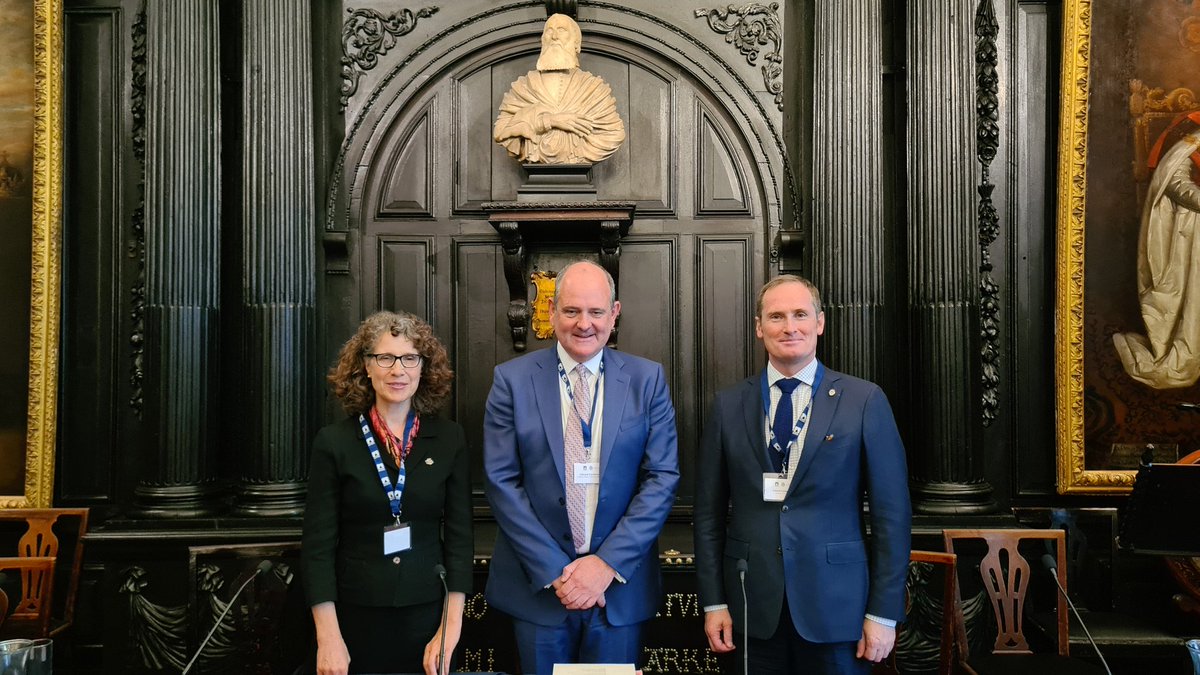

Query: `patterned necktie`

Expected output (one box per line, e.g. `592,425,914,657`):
772,378,801,473
564,364,592,552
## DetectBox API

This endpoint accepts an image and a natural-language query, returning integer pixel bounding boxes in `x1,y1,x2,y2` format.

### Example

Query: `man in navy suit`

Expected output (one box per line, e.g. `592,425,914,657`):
484,260,680,673
694,275,911,674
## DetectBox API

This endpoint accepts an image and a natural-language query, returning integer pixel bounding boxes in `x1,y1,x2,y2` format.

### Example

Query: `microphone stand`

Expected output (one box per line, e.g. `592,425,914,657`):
435,563,450,675
181,560,273,675
736,558,748,675
1042,554,1112,675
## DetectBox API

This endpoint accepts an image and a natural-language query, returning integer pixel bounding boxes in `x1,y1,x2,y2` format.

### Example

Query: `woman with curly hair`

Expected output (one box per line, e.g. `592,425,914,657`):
302,311,472,675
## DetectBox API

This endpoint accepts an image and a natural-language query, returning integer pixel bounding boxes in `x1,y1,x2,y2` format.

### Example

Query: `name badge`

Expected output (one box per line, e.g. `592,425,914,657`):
573,462,600,485
384,522,412,555
763,474,789,502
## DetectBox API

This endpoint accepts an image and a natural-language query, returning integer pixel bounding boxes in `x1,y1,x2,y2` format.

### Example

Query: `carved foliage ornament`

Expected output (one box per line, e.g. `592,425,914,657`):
694,2,783,111
975,0,1001,426
340,6,439,111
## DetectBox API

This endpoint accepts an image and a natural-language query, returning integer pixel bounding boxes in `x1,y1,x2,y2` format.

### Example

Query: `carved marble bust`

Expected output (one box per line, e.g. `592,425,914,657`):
493,14,626,165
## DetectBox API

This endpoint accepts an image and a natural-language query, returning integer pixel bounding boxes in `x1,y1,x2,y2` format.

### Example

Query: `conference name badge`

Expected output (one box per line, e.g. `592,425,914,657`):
383,522,412,555
573,462,600,485
763,473,788,502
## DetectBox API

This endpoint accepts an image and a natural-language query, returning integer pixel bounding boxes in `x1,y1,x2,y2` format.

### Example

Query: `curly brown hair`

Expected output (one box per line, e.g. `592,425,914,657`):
327,311,454,416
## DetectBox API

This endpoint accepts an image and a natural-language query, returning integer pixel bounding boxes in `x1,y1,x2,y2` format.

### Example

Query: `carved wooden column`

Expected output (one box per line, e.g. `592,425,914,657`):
233,0,316,516
810,1,885,385
135,0,222,516
906,0,995,513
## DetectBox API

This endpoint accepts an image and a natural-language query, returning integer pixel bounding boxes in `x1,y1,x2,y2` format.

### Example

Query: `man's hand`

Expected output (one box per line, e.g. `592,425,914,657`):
542,112,594,136
555,555,616,610
703,608,736,653
855,619,896,663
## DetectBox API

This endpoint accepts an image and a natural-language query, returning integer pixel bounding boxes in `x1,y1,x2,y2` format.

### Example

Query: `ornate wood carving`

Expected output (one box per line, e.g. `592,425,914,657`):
340,6,439,111
976,0,1001,426
121,566,187,671
693,2,784,111
129,7,147,417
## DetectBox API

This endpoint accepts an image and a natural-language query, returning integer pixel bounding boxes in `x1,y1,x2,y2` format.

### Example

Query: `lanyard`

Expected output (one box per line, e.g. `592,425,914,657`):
557,358,604,448
358,409,417,522
760,362,824,474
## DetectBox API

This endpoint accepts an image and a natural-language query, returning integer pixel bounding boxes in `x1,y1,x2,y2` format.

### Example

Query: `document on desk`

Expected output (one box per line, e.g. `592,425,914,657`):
552,665,636,675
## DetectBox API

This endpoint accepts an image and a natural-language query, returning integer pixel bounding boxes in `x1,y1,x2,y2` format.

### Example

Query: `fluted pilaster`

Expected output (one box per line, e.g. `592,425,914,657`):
810,1,885,384
233,0,317,516
906,0,994,513
135,0,223,516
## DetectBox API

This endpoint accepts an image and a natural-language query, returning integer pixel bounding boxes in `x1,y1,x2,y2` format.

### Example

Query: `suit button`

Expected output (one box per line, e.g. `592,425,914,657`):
776,547,783,555
563,533,572,541
781,505,789,513
392,556,401,565
559,497,565,505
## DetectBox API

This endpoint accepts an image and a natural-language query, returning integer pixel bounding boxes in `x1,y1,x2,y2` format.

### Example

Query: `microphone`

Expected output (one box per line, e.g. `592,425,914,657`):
1039,553,1112,675
435,563,450,675
181,560,273,675
736,558,748,675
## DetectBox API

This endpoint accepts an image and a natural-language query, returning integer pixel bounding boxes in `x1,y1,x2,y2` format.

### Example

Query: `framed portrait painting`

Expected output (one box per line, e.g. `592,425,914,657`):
0,0,61,507
1057,0,1200,493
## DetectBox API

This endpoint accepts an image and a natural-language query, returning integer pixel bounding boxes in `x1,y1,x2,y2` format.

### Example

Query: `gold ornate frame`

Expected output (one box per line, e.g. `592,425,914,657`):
6,0,63,508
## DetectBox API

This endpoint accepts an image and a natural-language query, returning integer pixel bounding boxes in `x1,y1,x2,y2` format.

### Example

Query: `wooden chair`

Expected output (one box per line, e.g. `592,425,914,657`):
0,508,89,638
873,550,967,675
943,529,1106,674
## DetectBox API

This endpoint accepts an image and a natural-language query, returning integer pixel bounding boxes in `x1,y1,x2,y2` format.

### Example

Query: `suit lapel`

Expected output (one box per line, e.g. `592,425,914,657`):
599,348,630,477
740,374,772,473
786,368,841,498
532,349,567,482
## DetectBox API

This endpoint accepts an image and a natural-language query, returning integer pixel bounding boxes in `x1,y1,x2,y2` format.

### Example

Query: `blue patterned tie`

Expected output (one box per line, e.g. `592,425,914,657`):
772,378,801,473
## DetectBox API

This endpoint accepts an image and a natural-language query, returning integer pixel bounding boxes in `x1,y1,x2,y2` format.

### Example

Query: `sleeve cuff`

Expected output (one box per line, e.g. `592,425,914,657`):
704,604,729,612
865,613,896,628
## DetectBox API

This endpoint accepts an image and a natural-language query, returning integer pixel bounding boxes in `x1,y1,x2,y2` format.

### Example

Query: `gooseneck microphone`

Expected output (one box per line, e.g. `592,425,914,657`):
1040,554,1112,675
736,558,748,675
435,563,450,675
181,560,273,675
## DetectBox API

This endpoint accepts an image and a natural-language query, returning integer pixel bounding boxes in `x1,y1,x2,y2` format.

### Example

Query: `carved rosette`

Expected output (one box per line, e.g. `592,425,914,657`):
694,2,784,111
975,0,1000,426
340,6,439,111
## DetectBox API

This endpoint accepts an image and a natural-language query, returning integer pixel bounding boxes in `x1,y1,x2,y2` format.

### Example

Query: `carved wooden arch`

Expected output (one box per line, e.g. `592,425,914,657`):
325,3,793,238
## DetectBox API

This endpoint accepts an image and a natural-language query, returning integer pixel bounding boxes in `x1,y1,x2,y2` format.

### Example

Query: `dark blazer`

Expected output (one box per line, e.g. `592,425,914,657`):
482,346,680,627
301,414,473,608
694,365,911,643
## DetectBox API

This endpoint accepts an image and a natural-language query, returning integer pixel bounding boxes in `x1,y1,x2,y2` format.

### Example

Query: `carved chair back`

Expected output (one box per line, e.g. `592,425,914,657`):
942,529,1069,658
0,508,89,638
874,550,967,675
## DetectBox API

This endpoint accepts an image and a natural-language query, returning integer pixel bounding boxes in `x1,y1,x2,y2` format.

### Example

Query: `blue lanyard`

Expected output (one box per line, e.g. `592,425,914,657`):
760,362,824,473
358,410,416,522
557,358,604,448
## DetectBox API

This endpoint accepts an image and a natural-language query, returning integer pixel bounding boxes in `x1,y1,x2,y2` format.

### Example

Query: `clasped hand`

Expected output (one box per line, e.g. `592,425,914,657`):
552,555,615,610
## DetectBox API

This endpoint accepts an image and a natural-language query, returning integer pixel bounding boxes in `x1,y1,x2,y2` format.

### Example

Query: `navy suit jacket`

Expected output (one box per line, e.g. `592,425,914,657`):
483,346,680,627
694,364,911,642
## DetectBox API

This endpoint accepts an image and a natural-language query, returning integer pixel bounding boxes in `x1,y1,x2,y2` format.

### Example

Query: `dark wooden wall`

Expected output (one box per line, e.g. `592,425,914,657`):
47,0,1195,672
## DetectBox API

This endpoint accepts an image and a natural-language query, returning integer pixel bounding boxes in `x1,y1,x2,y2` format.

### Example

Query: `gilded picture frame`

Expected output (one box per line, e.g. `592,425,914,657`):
0,0,62,507
1056,0,1200,494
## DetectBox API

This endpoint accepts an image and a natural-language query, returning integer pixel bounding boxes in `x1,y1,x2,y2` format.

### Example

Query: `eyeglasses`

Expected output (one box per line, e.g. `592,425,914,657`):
366,353,423,369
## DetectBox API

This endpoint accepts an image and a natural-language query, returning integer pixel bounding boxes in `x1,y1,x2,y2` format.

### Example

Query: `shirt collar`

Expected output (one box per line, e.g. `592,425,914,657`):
766,358,819,388
556,343,604,377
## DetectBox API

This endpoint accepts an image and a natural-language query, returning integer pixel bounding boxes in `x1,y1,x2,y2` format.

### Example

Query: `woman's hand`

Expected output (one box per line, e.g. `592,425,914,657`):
423,591,466,675
312,602,350,675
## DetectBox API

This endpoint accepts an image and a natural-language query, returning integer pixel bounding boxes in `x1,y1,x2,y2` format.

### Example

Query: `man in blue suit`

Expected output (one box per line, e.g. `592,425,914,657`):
484,260,680,673
694,275,911,674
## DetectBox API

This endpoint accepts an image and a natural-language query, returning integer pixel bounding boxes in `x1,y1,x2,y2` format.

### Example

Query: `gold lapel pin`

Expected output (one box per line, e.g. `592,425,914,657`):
827,388,836,397
825,434,834,441
424,457,434,465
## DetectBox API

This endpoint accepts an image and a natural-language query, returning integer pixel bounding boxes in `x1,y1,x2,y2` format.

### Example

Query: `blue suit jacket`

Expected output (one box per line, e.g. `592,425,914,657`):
694,364,911,642
483,346,680,627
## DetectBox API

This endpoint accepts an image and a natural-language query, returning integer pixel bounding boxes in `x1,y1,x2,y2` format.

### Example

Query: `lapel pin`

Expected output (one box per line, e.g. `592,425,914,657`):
424,457,434,465
828,388,836,397
825,434,834,441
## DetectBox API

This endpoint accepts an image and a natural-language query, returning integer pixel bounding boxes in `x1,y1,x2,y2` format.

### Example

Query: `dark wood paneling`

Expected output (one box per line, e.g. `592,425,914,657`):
60,7,122,502
377,237,434,319
696,105,750,216
377,106,434,218
453,67,494,213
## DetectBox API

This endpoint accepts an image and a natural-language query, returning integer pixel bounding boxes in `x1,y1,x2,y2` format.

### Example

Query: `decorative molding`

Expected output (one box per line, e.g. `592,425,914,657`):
120,566,187,671
128,6,147,417
340,6,439,111
975,0,1000,426
693,2,783,111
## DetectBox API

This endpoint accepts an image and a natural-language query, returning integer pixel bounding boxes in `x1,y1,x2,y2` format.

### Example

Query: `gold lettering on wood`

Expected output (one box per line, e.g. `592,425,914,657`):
464,592,488,620
642,648,721,673
461,648,496,672
530,270,557,339
661,592,701,618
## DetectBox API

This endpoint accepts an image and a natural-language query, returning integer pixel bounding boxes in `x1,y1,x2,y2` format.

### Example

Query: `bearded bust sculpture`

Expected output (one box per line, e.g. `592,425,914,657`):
493,14,626,165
